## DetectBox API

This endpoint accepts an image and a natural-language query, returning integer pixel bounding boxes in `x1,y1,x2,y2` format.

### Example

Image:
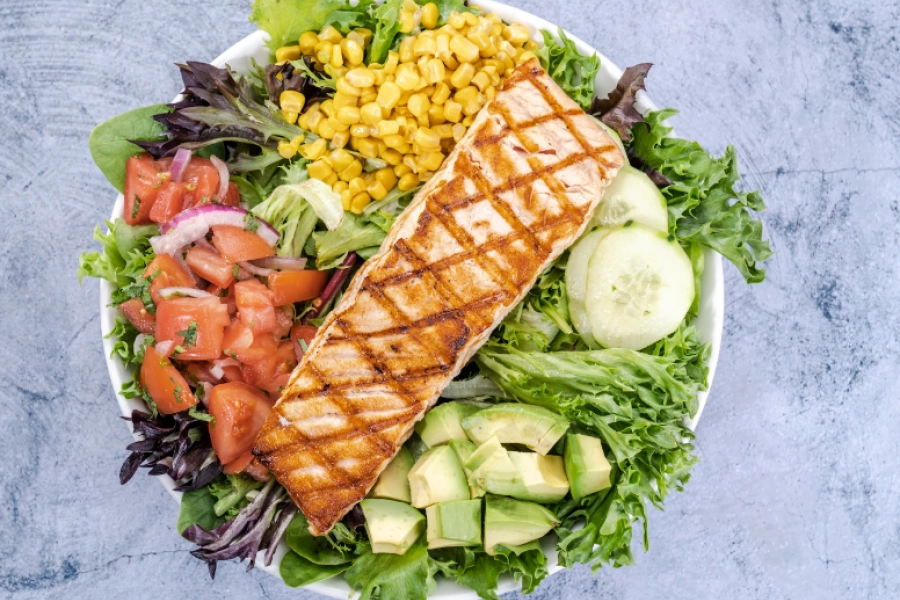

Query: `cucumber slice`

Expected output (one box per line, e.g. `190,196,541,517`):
592,118,627,158
589,165,669,233
585,224,694,350
565,229,606,345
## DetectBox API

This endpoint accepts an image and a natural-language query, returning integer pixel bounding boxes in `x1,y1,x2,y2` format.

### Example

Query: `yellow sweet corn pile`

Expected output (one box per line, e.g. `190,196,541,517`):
273,2,540,213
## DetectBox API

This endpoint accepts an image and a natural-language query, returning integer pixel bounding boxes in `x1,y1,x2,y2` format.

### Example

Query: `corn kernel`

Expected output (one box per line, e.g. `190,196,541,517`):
451,123,466,142
398,172,420,191
349,177,368,195
318,119,337,139
414,127,442,151
315,41,333,65
338,159,363,182
428,104,446,125
462,114,475,127
320,99,337,118
443,100,463,122
432,82,451,105
290,134,306,148
358,102,382,126
356,137,381,158
350,124,371,138
420,58,444,85
414,35,437,57
418,2,439,29
379,149,401,166
282,110,299,124
399,36,416,63
485,86,496,101
299,32,319,54
308,159,334,180
394,164,413,177
384,134,407,150
367,180,389,201
299,138,328,160
334,93,358,113
418,151,445,172
342,39,365,66
298,111,311,130
331,131,350,150
330,44,344,68
336,79,362,97
454,85,479,105
384,51,400,74
345,67,376,89
450,63,476,88
375,120,401,136
376,82,403,109
406,93,429,118
395,64,420,91
375,168,398,190
308,110,325,132
471,71,491,92
450,34,480,63
431,123,453,139
399,10,416,34
468,29,491,53
336,106,362,126
462,12,478,26
341,189,353,210
327,116,351,133
517,50,537,65
322,172,339,187
317,25,341,43
277,140,297,159
448,11,465,29
350,192,371,214
329,149,355,172
355,27,373,45
276,45,301,62
332,181,349,195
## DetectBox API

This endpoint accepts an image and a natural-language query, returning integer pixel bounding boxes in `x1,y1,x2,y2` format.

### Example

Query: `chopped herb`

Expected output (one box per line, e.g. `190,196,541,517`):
298,338,309,352
131,195,141,219
174,383,183,403
188,406,215,422
233,264,240,278
173,345,186,356
176,321,199,348
244,213,261,233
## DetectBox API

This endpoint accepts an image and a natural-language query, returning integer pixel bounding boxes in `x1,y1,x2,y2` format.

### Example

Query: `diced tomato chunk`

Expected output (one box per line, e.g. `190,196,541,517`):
290,324,318,363
140,345,198,414
211,225,275,263
155,297,230,361
274,307,293,341
208,382,273,465
267,270,329,306
243,457,270,482
143,254,196,306
234,279,277,334
181,158,220,208
118,298,155,334
222,451,255,475
241,341,296,394
186,245,235,288
184,362,221,385
222,182,241,207
221,365,245,383
124,154,167,225
149,181,185,224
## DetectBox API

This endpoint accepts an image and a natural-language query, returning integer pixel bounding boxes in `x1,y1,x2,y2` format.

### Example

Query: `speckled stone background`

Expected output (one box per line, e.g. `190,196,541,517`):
1,0,898,598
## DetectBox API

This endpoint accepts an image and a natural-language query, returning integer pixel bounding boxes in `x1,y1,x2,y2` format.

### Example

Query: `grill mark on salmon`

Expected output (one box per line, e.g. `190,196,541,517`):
253,59,626,535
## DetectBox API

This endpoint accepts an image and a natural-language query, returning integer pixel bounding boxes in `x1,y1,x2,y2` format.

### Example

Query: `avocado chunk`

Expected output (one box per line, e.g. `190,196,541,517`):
415,402,483,447
448,439,481,498
507,452,569,503
425,499,482,549
469,442,526,498
360,499,425,555
564,433,612,499
462,404,569,455
408,445,470,508
370,447,414,503
483,496,559,555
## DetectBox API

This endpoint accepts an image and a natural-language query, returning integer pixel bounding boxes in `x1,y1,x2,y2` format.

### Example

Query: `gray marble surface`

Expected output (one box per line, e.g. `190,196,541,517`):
1,0,898,598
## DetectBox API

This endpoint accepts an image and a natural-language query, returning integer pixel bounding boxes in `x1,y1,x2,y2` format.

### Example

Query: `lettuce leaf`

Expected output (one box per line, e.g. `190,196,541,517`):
208,474,263,520
285,512,359,565
312,211,394,268
535,28,600,111
344,537,433,600
493,542,548,594
631,109,773,283
250,0,350,50
280,551,347,587
368,0,405,65
476,326,709,570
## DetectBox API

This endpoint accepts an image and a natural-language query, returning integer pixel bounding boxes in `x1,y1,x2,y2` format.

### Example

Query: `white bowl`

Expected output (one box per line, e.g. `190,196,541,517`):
99,1,724,596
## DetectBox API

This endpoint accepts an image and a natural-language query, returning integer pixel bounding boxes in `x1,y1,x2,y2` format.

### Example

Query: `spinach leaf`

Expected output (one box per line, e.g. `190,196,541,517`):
88,104,169,192
280,551,347,587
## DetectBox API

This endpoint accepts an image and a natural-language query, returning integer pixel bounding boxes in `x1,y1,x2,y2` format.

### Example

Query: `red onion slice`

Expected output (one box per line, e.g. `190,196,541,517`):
238,261,275,277
170,148,193,183
198,382,214,406
152,205,278,256
208,363,225,380
253,256,308,271
210,156,230,202
155,340,175,357
159,287,213,299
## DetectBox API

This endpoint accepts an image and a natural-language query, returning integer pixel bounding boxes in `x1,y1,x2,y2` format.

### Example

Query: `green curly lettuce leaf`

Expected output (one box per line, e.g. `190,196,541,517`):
535,28,600,111
344,537,433,600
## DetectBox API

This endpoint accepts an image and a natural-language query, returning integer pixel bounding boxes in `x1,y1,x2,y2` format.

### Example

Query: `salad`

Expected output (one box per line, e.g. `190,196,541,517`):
78,0,772,597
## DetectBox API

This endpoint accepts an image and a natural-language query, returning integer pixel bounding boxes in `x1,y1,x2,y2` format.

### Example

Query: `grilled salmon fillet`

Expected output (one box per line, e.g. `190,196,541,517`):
254,58,625,535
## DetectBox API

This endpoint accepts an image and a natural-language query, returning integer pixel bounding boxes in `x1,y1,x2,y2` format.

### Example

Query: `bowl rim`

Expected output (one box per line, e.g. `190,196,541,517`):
99,1,724,596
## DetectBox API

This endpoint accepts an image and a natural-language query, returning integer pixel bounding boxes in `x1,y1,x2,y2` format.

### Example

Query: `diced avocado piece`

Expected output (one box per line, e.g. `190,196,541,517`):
370,447,414,503
360,499,425,555
415,402,483,447
448,439,481,498
463,437,506,497
462,404,569,455
471,444,526,499
408,445,470,508
507,451,569,503
483,496,559,555
425,499,482,549
564,433,612,499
